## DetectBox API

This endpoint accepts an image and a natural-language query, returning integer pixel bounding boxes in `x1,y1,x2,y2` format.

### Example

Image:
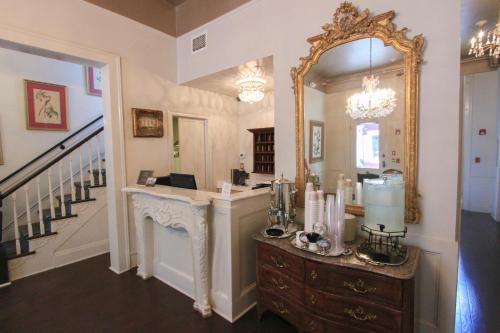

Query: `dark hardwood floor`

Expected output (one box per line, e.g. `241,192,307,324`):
455,210,500,333
0,254,297,333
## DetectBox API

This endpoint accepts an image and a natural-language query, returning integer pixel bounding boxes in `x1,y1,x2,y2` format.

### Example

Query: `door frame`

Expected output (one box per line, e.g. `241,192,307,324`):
0,24,130,273
168,112,212,191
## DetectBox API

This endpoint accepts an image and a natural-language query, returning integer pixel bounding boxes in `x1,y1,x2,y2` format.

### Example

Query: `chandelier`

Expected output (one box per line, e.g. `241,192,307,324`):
346,39,397,119
468,17,500,66
237,67,266,104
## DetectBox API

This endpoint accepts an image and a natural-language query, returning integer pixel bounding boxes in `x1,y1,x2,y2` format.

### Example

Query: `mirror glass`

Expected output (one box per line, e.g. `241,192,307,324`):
303,38,405,206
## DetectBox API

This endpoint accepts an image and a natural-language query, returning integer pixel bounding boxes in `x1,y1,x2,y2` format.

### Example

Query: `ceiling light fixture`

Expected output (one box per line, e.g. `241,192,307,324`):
346,38,397,119
468,15,500,67
237,67,266,104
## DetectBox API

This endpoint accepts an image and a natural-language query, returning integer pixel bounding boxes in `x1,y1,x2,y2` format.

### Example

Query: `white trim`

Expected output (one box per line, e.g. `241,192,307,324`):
0,282,12,288
0,23,130,273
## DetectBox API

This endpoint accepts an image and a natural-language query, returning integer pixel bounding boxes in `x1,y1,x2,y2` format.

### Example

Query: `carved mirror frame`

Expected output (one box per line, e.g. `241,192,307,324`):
292,2,424,224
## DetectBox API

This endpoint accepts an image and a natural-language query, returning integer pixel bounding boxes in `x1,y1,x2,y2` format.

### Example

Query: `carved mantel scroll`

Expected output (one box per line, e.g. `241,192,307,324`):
130,193,212,318
291,2,424,224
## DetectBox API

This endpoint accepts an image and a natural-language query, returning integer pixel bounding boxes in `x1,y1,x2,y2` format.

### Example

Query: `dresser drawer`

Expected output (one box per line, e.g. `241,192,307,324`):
258,265,304,305
305,260,403,308
259,289,302,329
257,243,304,281
303,313,373,333
305,287,403,333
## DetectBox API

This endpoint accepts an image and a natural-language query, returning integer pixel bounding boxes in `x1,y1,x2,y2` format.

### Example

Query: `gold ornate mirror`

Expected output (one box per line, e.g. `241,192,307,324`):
292,2,424,224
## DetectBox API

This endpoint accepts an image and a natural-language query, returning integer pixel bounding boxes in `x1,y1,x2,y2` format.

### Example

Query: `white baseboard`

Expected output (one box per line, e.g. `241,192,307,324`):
54,239,109,268
0,281,12,288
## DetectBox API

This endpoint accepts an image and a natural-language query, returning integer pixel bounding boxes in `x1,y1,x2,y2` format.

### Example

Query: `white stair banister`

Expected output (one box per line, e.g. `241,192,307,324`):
58,161,66,217
88,142,94,186
12,192,21,255
47,168,56,219
79,148,85,199
24,185,33,238
69,155,76,202
96,135,103,185
36,176,45,235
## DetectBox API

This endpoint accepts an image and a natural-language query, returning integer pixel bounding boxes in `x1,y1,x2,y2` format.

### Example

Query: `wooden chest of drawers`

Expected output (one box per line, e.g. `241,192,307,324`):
255,236,420,333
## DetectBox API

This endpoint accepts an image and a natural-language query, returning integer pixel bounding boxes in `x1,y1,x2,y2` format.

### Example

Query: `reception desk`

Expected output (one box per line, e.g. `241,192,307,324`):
123,185,269,322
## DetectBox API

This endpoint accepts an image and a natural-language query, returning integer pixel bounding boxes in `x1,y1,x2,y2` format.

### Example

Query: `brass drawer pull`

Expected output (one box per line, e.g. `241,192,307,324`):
309,294,317,305
344,306,377,321
343,279,377,294
310,269,318,280
309,320,317,330
272,301,289,315
272,277,289,290
270,255,288,268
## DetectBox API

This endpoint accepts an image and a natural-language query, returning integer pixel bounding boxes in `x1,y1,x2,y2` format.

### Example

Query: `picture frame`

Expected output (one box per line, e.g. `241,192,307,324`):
309,120,324,163
132,108,164,137
25,80,68,131
85,66,102,97
137,170,154,185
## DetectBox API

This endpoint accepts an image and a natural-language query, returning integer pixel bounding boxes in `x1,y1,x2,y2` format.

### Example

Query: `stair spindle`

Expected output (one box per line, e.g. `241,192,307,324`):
58,161,66,217
12,193,21,255
47,168,56,219
96,135,103,185
79,148,85,199
69,155,76,201
24,185,33,238
88,142,95,186
36,176,45,235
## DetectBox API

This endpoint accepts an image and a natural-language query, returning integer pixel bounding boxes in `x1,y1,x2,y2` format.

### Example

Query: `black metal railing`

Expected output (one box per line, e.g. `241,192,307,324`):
0,115,103,187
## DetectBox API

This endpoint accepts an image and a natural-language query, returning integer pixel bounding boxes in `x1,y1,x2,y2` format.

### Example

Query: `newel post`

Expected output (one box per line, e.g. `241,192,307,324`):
0,194,11,287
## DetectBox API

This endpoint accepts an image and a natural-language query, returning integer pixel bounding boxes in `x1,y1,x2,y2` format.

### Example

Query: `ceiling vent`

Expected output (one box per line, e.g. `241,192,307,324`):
191,32,207,54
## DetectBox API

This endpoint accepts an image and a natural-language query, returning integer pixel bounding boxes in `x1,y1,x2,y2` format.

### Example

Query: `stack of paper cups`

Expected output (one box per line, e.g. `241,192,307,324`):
355,182,363,205
326,194,336,241
317,190,325,227
345,179,353,205
304,182,314,232
308,192,319,232
333,189,345,254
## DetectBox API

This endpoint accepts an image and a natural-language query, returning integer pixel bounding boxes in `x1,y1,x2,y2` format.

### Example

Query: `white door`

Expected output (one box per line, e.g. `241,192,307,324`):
462,72,498,213
177,117,208,190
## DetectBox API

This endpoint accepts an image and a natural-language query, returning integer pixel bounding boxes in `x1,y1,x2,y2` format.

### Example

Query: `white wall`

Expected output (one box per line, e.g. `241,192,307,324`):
177,1,461,332
0,47,102,178
462,71,499,213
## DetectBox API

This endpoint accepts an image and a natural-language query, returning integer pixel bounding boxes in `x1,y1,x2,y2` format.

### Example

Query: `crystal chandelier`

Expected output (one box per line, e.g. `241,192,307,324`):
346,39,397,119
468,16,500,65
237,67,266,104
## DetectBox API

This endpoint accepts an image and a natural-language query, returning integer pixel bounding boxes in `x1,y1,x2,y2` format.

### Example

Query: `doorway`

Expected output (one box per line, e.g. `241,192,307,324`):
172,115,209,190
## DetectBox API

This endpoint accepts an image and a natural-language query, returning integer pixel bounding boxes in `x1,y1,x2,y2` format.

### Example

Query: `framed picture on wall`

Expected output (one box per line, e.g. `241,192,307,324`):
85,66,102,97
25,80,68,131
132,108,164,137
309,120,324,163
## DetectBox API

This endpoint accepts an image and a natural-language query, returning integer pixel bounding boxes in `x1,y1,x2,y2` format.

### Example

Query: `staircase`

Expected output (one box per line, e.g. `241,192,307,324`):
0,116,107,285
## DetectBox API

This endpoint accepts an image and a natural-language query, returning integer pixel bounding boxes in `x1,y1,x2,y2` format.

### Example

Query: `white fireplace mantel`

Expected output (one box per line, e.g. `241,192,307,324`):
126,187,213,318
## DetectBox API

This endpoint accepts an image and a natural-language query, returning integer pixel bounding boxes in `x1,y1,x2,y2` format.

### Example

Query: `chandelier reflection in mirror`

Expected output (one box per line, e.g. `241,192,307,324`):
237,66,266,104
468,15,500,62
346,39,397,119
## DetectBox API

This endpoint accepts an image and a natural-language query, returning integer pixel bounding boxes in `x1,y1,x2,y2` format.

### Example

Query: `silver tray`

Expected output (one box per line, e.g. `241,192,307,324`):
290,238,353,257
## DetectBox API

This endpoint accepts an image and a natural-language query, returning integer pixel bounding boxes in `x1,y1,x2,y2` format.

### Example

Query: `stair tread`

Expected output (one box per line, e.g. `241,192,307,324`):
1,239,35,260
55,193,97,203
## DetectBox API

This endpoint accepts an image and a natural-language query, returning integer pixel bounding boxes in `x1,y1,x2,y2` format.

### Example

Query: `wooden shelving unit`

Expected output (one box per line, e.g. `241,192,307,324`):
247,127,274,174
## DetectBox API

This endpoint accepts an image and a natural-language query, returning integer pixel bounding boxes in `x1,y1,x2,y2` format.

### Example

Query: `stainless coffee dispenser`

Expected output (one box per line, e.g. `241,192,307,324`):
266,174,297,237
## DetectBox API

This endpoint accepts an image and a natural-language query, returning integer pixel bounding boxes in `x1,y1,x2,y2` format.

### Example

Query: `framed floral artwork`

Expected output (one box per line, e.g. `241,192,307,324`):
25,80,68,131
85,66,102,97
132,108,164,137
309,120,324,163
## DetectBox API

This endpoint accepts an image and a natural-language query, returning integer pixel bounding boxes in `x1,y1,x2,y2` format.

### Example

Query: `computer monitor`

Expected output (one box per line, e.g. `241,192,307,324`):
169,173,197,190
